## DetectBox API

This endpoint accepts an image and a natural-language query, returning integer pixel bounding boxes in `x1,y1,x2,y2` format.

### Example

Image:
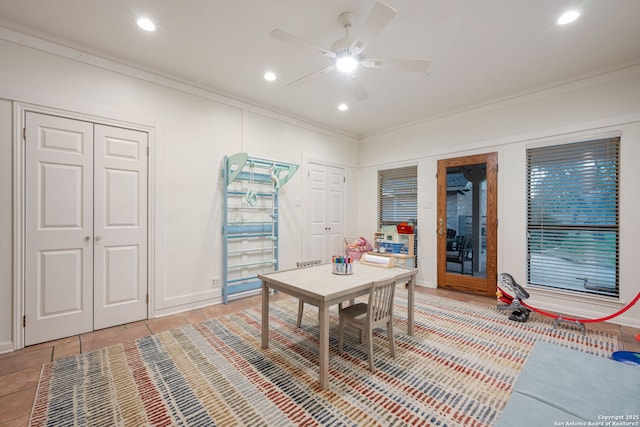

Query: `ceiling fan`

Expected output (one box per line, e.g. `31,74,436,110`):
270,2,431,102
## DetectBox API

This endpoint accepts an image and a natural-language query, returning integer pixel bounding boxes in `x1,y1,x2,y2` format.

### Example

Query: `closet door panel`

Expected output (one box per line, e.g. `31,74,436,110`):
93,125,148,330
24,112,94,345
309,167,327,262
326,166,344,258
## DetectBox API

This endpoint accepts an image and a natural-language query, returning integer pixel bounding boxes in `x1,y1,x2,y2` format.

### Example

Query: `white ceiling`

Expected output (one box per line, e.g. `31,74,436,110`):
1,0,639,137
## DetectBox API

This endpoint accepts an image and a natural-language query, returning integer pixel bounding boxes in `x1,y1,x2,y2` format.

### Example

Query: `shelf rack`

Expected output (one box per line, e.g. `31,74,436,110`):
221,153,298,303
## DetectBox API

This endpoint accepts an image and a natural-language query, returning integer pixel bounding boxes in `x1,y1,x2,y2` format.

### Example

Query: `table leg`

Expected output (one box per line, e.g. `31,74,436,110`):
318,302,329,390
407,276,415,336
261,280,269,349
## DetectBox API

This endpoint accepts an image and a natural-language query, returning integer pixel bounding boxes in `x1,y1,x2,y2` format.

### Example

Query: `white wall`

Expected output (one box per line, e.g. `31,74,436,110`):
0,34,358,351
242,112,360,264
2,28,639,353
357,65,640,327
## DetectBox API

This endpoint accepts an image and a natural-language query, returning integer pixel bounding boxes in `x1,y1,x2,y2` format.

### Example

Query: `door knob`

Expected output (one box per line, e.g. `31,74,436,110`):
95,236,101,242
84,236,91,242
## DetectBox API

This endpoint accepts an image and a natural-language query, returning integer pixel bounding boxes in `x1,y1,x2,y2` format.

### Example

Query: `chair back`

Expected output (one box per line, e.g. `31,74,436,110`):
369,278,397,323
448,236,472,261
459,236,473,260
297,259,321,268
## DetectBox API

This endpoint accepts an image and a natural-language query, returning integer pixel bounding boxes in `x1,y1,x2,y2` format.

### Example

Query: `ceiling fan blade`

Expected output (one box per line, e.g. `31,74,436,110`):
361,57,431,73
286,65,335,87
350,2,397,54
270,29,336,58
350,76,369,102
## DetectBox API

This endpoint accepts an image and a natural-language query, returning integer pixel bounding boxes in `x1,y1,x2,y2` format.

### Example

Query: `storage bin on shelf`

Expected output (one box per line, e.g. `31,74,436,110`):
379,241,407,254
396,223,414,234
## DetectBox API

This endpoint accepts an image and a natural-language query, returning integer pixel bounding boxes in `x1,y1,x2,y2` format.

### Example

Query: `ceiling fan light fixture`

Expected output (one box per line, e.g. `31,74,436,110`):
264,71,277,81
338,103,349,111
336,55,358,74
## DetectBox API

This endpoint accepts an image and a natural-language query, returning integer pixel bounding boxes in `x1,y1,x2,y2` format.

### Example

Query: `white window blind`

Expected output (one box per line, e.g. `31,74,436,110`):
527,137,620,297
378,166,417,226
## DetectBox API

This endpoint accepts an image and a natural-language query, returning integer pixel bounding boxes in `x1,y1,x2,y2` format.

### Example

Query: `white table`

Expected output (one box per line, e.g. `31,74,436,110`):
259,262,418,390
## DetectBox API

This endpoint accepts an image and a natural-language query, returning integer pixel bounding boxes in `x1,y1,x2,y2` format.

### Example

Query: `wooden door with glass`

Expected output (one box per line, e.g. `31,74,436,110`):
436,153,497,296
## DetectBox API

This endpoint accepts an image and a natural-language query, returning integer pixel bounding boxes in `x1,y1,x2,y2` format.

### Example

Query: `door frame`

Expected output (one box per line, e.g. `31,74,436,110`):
436,152,498,296
12,102,156,350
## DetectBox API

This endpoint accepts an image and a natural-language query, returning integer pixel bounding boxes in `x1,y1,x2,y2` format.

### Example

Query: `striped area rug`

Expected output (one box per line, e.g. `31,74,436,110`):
30,289,618,426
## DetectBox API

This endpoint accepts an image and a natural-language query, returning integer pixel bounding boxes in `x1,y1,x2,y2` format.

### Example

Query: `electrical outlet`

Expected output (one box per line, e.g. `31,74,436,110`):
210,278,220,289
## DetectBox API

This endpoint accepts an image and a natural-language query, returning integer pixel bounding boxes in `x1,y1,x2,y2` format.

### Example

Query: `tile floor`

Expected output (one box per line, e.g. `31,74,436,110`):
1,287,639,426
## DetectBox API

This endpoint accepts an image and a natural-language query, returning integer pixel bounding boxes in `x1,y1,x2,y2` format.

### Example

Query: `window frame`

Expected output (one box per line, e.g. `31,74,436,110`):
377,165,418,260
526,137,620,298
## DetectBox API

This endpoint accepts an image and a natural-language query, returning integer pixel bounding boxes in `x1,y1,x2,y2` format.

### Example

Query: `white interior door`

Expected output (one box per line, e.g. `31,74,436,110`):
93,125,148,329
309,165,327,261
25,112,94,345
326,166,345,257
307,163,344,262
25,112,148,345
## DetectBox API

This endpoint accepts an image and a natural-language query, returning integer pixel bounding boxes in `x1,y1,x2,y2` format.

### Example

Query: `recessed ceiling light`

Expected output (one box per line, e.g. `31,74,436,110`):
264,71,277,82
557,10,580,25
137,17,156,32
338,103,349,111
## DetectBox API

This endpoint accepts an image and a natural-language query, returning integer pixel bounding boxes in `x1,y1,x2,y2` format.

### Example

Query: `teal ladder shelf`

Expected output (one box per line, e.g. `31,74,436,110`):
221,153,298,303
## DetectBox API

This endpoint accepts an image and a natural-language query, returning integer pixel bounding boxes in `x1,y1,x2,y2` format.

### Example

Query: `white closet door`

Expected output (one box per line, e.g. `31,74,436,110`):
325,165,345,257
24,113,148,345
309,164,328,261
25,112,94,345
307,163,344,262
93,125,148,329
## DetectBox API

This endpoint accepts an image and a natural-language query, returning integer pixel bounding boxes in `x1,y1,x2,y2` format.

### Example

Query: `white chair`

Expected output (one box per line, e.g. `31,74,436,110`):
338,277,397,372
296,259,321,327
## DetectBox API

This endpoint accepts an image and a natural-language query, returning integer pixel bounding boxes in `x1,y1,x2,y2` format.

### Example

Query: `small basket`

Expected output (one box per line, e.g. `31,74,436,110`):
332,256,353,275
344,236,372,260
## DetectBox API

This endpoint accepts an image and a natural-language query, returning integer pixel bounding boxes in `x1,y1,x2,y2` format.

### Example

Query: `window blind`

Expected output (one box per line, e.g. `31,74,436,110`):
527,137,620,297
378,165,418,262
378,166,418,226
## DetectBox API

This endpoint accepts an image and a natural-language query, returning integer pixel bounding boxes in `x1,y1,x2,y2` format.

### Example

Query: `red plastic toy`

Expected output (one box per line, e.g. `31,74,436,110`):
497,273,640,333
